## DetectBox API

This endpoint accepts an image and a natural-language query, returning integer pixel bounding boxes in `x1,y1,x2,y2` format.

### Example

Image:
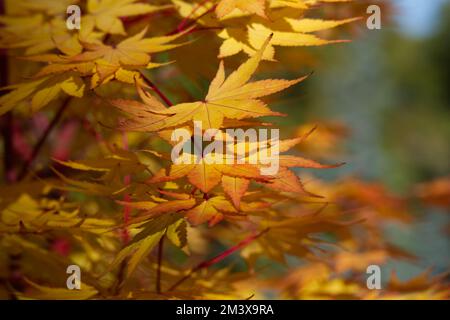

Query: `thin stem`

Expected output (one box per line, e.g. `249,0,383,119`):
183,4,218,31
156,234,165,294
176,0,211,32
168,3,218,35
168,228,269,292
83,119,113,153
167,271,192,294
17,97,71,181
140,73,173,107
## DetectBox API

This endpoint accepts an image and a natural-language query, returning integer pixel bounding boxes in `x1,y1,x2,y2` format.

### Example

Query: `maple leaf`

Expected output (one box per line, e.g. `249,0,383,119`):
0,16,72,55
116,187,266,227
173,0,359,60
69,27,187,87
107,213,185,278
185,194,269,226
54,147,148,176
221,127,343,201
216,0,268,20
0,3,113,56
242,17,359,60
0,73,85,115
0,29,186,114
0,52,95,114
251,212,356,263
146,126,341,209
221,175,250,208
0,180,57,211
112,35,305,131
0,0,171,56
84,0,172,35
116,198,196,227
186,196,238,226
148,155,268,194
166,218,188,250
17,279,98,300
9,0,78,16
0,193,115,234
50,148,149,196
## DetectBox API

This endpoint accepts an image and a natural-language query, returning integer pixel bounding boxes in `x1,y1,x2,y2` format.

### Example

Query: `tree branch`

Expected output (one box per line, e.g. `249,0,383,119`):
168,228,269,292
17,97,71,181
176,0,211,32
140,73,173,107
168,2,218,35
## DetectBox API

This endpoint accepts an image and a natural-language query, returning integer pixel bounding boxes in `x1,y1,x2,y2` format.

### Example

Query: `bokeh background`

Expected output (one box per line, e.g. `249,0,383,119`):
275,0,450,281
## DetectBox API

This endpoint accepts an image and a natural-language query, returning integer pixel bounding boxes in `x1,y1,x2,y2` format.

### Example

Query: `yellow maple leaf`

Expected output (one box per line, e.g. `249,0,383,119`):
216,0,268,20
148,154,267,194
113,35,304,131
0,73,85,114
173,0,359,60
18,279,98,300
186,196,237,226
85,0,172,35
70,27,186,87
10,0,77,15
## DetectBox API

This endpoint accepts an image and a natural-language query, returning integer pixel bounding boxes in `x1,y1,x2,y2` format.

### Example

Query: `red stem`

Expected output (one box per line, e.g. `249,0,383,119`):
176,0,211,31
168,3,218,35
168,228,269,292
17,97,71,181
140,74,173,107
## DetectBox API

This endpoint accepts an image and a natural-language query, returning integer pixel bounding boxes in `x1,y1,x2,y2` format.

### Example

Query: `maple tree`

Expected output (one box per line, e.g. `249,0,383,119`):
0,0,448,300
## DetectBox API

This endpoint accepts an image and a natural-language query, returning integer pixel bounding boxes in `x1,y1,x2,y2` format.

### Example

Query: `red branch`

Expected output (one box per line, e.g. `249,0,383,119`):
17,97,71,181
168,228,270,292
168,2,218,35
140,74,173,107
176,0,211,32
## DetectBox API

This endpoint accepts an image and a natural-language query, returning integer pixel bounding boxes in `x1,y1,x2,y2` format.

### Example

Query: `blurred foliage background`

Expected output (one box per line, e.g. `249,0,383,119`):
275,0,450,280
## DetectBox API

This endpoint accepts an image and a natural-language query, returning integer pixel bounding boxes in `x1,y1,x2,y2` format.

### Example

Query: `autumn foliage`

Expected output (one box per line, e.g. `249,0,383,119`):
0,0,448,300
